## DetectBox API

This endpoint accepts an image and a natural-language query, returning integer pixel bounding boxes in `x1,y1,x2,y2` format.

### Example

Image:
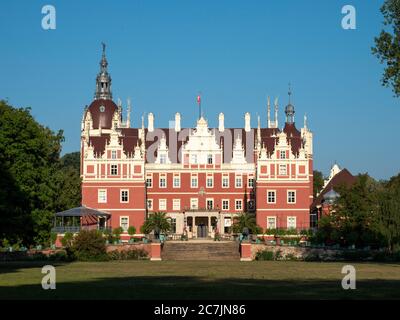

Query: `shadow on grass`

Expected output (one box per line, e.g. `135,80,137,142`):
1,275,400,300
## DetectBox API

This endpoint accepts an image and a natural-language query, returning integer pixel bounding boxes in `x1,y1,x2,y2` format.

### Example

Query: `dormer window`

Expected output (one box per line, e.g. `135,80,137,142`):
207,154,213,164
191,154,197,164
280,150,286,159
111,150,117,159
99,105,105,112
160,154,166,164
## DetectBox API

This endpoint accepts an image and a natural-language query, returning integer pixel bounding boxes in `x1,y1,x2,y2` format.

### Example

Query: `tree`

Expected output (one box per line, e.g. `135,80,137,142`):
313,170,324,197
232,213,261,234
377,173,400,252
0,100,64,245
372,0,400,97
141,212,171,238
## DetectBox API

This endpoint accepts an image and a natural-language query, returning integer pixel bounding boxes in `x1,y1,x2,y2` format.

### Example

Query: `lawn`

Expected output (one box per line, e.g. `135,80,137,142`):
0,260,400,299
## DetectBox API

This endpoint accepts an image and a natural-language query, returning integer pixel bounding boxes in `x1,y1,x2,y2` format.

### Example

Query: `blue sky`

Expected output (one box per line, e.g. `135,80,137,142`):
0,0,398,180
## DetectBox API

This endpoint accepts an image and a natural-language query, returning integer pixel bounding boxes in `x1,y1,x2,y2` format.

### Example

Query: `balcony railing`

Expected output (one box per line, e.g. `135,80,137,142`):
52,226,112,234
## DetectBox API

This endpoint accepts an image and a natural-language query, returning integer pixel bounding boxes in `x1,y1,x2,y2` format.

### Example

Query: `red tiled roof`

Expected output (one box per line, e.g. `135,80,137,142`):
311,168,357,209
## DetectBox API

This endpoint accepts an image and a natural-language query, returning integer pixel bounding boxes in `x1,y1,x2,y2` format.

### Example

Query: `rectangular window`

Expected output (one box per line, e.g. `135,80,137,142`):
98,189,107,203
173,176,180,188
190,198,198,210
120,190,129,203
222,200,229,210
267,217,276,229
207,154,213,164
159,177,166,188
235,200,243,211
235,176,242,188
279,164,287,175
191,176,198,188
146,177,152,188
110,164,118,175
170,218,177,233
111,150,117,159
159,199,167,211
206,177,213,188
173,199,181,211
248,178,254,188
159,154,166,164
147,199,153,210
206,199,214,210
287,216,296,229
267,191,276,203
288,191,296,203
120,217,128,232
191,154,197,164
222,176,229,188
280,150,286,159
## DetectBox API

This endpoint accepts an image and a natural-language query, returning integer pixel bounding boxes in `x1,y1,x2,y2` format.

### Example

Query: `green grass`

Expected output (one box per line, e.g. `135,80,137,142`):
1,260,400,299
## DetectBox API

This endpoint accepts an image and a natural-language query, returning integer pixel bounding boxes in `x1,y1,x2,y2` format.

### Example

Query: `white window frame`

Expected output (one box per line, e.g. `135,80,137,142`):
146,176,153,188
287,190,296,204
207,154,213,164
173,199,181,211
206,198,214,210
279,164,287,175
206,176,213,188
98,189,107,203
173,176,180,188
159,154,167,164
120,216,129,232
191,154,198,164
191,176,198,188
110,164,118,175
235,176,242,188
159,176,167,188
159,199,167,211
267,190,276,204
222,176,229,188
222,199,229,211
235,199,243,211
248,178,254,188
287,216,297,229
120,189,129,203
267,216,277,229
190,198,198,210
280,150,286,159
111,150,117,159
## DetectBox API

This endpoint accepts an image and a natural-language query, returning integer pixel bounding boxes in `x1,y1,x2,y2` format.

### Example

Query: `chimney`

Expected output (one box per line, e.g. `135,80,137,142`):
148,112,154,132
175,112,181,132
245,112,251,132
219,113,225,132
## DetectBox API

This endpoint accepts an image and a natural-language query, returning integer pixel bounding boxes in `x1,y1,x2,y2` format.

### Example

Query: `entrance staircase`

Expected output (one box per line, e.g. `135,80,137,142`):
161,241,240,261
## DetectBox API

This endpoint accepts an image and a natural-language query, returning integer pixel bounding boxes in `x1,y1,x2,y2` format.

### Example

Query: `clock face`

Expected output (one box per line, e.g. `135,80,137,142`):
99,105,105,112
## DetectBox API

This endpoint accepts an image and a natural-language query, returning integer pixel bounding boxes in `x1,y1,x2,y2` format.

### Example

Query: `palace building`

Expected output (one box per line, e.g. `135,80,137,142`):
80,46,314,240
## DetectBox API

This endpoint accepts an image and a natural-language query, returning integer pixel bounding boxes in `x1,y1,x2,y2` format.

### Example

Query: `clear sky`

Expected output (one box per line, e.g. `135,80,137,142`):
0,0,398,180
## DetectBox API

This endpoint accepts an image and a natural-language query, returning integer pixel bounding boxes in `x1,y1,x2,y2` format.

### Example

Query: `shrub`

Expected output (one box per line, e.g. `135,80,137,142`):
112,227,124,243
70,230,107,261
284,253,298,261
255,250,274,261
107,248,148,260
128,226,136,238
61,232,74,247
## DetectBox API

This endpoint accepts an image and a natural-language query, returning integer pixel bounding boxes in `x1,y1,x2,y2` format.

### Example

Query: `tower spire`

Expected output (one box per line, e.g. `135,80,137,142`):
95,42,112,100
285,83,295,123
267,96,271,128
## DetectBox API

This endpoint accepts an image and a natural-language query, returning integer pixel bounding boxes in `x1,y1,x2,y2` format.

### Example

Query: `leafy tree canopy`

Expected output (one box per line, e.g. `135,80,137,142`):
372,0,400,97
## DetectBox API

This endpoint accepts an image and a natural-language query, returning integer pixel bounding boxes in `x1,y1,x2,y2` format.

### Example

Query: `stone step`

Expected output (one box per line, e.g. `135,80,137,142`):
161,241,240,261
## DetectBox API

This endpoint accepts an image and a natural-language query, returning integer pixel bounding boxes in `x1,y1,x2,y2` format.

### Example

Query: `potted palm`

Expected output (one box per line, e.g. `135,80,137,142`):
112,227,123,244
128,226,136,243
142,212,171,242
